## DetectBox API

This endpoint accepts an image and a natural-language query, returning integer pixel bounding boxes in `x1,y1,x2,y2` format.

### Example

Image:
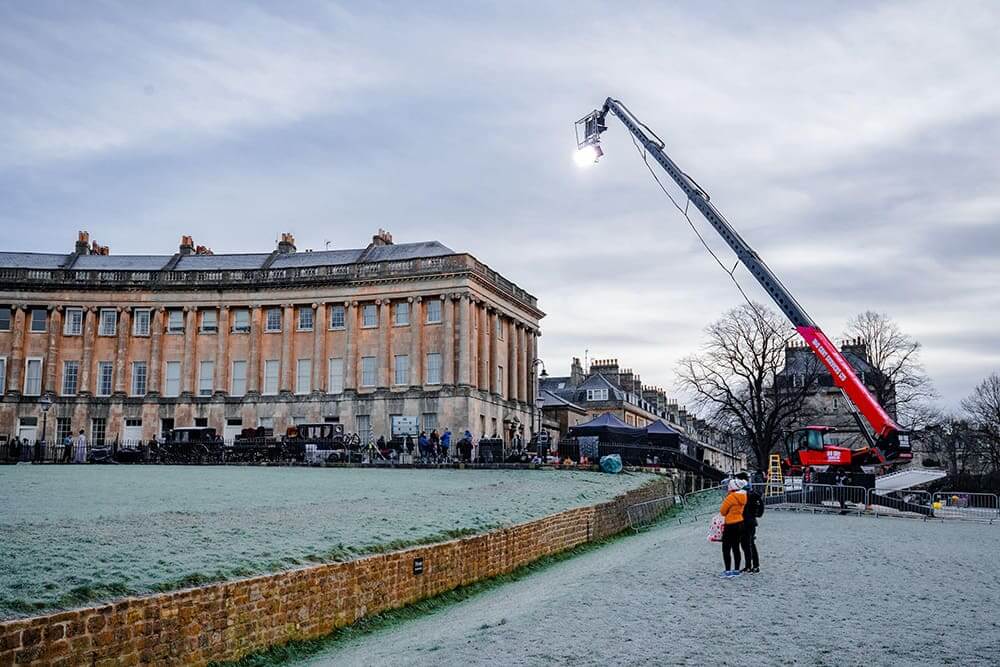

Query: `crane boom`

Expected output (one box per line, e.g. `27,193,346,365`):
578,97,909,462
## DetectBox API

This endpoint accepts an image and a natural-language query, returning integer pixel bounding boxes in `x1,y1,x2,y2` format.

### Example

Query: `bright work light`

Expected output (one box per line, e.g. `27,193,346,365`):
573,143,603,167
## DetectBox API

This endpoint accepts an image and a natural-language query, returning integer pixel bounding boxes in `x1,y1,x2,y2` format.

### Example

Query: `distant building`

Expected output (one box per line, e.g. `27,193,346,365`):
0,230,543,446
777,338,895,448
540,356,743,471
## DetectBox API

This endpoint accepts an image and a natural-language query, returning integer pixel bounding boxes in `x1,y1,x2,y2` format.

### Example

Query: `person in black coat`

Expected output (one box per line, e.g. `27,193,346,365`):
736,471,764,573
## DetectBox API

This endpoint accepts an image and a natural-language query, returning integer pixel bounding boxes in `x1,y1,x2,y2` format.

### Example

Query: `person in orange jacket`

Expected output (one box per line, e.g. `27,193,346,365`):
719,478,748,577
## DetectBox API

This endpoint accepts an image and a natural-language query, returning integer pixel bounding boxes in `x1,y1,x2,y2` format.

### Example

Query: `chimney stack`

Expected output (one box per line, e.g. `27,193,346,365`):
75,231,91,255
371,228,394,247
277,233,296,254
179,235,195,255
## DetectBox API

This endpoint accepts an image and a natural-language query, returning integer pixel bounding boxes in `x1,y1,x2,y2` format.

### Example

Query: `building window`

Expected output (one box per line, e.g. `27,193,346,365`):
56,417,72,444
0,306,10,331
263,360,279,394
497,365,503,394
23,358,42,395
586,388,609,401
328,358,344,394
62,361,79,396
231,309,250,333
164,361,181,396
257,416,273,430
132,309,150,336
98,309,116,336
198,361,214,396
194,418,208,427
362,304,377,328
356,415,372,443
495,315,503,339
361,356,376,387
91,418,106,447
422,413,438,431
231,360,247,396
394,355,409,385
297,307,313,331
265,308,282,332
296,359,311,394
329,305,345,329
132,362,147,396
425,299,442,323
200,309,218,333
97,361,113,396
30,308,48,333
394,302,409,326
167,309,184,334
425,353,442,385
64,308,83,336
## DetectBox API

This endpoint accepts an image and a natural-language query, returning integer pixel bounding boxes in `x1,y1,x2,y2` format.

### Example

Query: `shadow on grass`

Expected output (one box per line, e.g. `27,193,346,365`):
216,504,684,667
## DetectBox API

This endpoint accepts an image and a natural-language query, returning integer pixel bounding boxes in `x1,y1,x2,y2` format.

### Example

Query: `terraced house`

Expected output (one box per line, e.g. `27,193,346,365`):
0,230,543,446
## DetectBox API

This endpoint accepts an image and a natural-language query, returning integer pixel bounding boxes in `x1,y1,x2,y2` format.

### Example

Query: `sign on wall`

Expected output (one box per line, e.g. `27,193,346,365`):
392,416,419,437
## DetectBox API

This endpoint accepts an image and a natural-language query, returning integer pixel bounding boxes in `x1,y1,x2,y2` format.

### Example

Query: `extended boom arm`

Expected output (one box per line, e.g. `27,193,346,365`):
578,98,909,460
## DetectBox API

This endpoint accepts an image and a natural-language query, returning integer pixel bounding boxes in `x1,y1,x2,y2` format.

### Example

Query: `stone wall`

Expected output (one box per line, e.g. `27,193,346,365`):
0,476,675,666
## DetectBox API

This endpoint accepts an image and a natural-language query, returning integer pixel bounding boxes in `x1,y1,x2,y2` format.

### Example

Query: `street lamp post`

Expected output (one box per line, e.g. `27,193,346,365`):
38,394,53,463
530,359,547,439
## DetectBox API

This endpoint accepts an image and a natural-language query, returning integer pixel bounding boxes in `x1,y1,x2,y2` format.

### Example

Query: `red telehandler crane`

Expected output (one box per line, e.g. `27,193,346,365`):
575,98,912,472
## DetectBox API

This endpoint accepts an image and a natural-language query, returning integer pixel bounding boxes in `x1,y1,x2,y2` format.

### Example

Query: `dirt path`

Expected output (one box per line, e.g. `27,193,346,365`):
299,513,1000,666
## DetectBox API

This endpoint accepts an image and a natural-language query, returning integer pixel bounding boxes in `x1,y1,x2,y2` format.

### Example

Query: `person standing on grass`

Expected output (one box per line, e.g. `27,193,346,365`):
719,478,747,578
737,472,763,573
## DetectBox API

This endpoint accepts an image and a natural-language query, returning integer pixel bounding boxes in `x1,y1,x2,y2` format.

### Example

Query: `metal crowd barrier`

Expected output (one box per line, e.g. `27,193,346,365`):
626,496,677,532
867,489,934,517
931,492,1000,522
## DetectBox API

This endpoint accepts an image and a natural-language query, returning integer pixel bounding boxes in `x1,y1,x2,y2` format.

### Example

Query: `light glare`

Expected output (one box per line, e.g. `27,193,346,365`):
573,144,602,167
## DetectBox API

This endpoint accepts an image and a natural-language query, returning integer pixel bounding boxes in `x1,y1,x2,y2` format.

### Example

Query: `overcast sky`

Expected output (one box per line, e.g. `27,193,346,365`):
2,1,998,410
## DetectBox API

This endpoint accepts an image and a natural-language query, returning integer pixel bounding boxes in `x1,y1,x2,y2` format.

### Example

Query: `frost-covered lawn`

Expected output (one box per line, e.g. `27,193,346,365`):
297,512,1000,667
0,465,653,619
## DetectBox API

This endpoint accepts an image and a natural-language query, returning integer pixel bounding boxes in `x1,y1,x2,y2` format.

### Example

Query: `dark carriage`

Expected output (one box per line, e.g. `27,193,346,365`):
156,427,225,464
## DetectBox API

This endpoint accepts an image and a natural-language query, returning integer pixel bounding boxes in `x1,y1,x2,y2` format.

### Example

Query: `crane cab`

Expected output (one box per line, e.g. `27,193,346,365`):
785,425,857,470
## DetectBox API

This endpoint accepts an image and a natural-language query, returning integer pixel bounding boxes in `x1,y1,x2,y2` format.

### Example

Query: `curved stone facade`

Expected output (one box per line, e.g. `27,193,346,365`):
0,233,544,445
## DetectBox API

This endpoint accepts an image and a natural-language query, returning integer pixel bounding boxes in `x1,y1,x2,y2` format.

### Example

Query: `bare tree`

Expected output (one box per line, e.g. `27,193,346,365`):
961,372,1000,473
919,415,985,477
677,303,819,469
841,311,936,428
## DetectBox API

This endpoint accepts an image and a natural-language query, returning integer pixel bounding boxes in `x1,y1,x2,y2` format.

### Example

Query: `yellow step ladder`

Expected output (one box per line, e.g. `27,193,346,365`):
765,453,784,496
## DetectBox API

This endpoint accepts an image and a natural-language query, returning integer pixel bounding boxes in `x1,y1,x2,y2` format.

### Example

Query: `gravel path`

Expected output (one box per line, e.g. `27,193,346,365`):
299,513,1000,666
0,466,652,618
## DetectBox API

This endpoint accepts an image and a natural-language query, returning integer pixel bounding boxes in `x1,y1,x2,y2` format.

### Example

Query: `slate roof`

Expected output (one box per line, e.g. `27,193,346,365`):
540,373,626,408
0,241,456,272
73,255,169,270
537,389,587,413
0,252,69,269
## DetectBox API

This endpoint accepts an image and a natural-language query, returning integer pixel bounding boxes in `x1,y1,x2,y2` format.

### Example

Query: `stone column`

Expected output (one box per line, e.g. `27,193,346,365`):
344,302,357,391
312,303,325,392
518,325,528,404
44,307,62,394
216,306,229,394
148,308,163,394
79,307,96,395
114,307,130,394
409,297,422,388
490,310,500,396
181,307,196,395
457,295,471,387
443,295,455,386
378,299,390,389
508,320,517,403
280,303,294,393
7,306,26,393
526,330,536,408
478,302,489,392
248,306,261,394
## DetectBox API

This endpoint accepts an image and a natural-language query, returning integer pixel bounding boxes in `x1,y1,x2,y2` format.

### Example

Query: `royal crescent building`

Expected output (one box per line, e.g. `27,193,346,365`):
0,230,544,446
